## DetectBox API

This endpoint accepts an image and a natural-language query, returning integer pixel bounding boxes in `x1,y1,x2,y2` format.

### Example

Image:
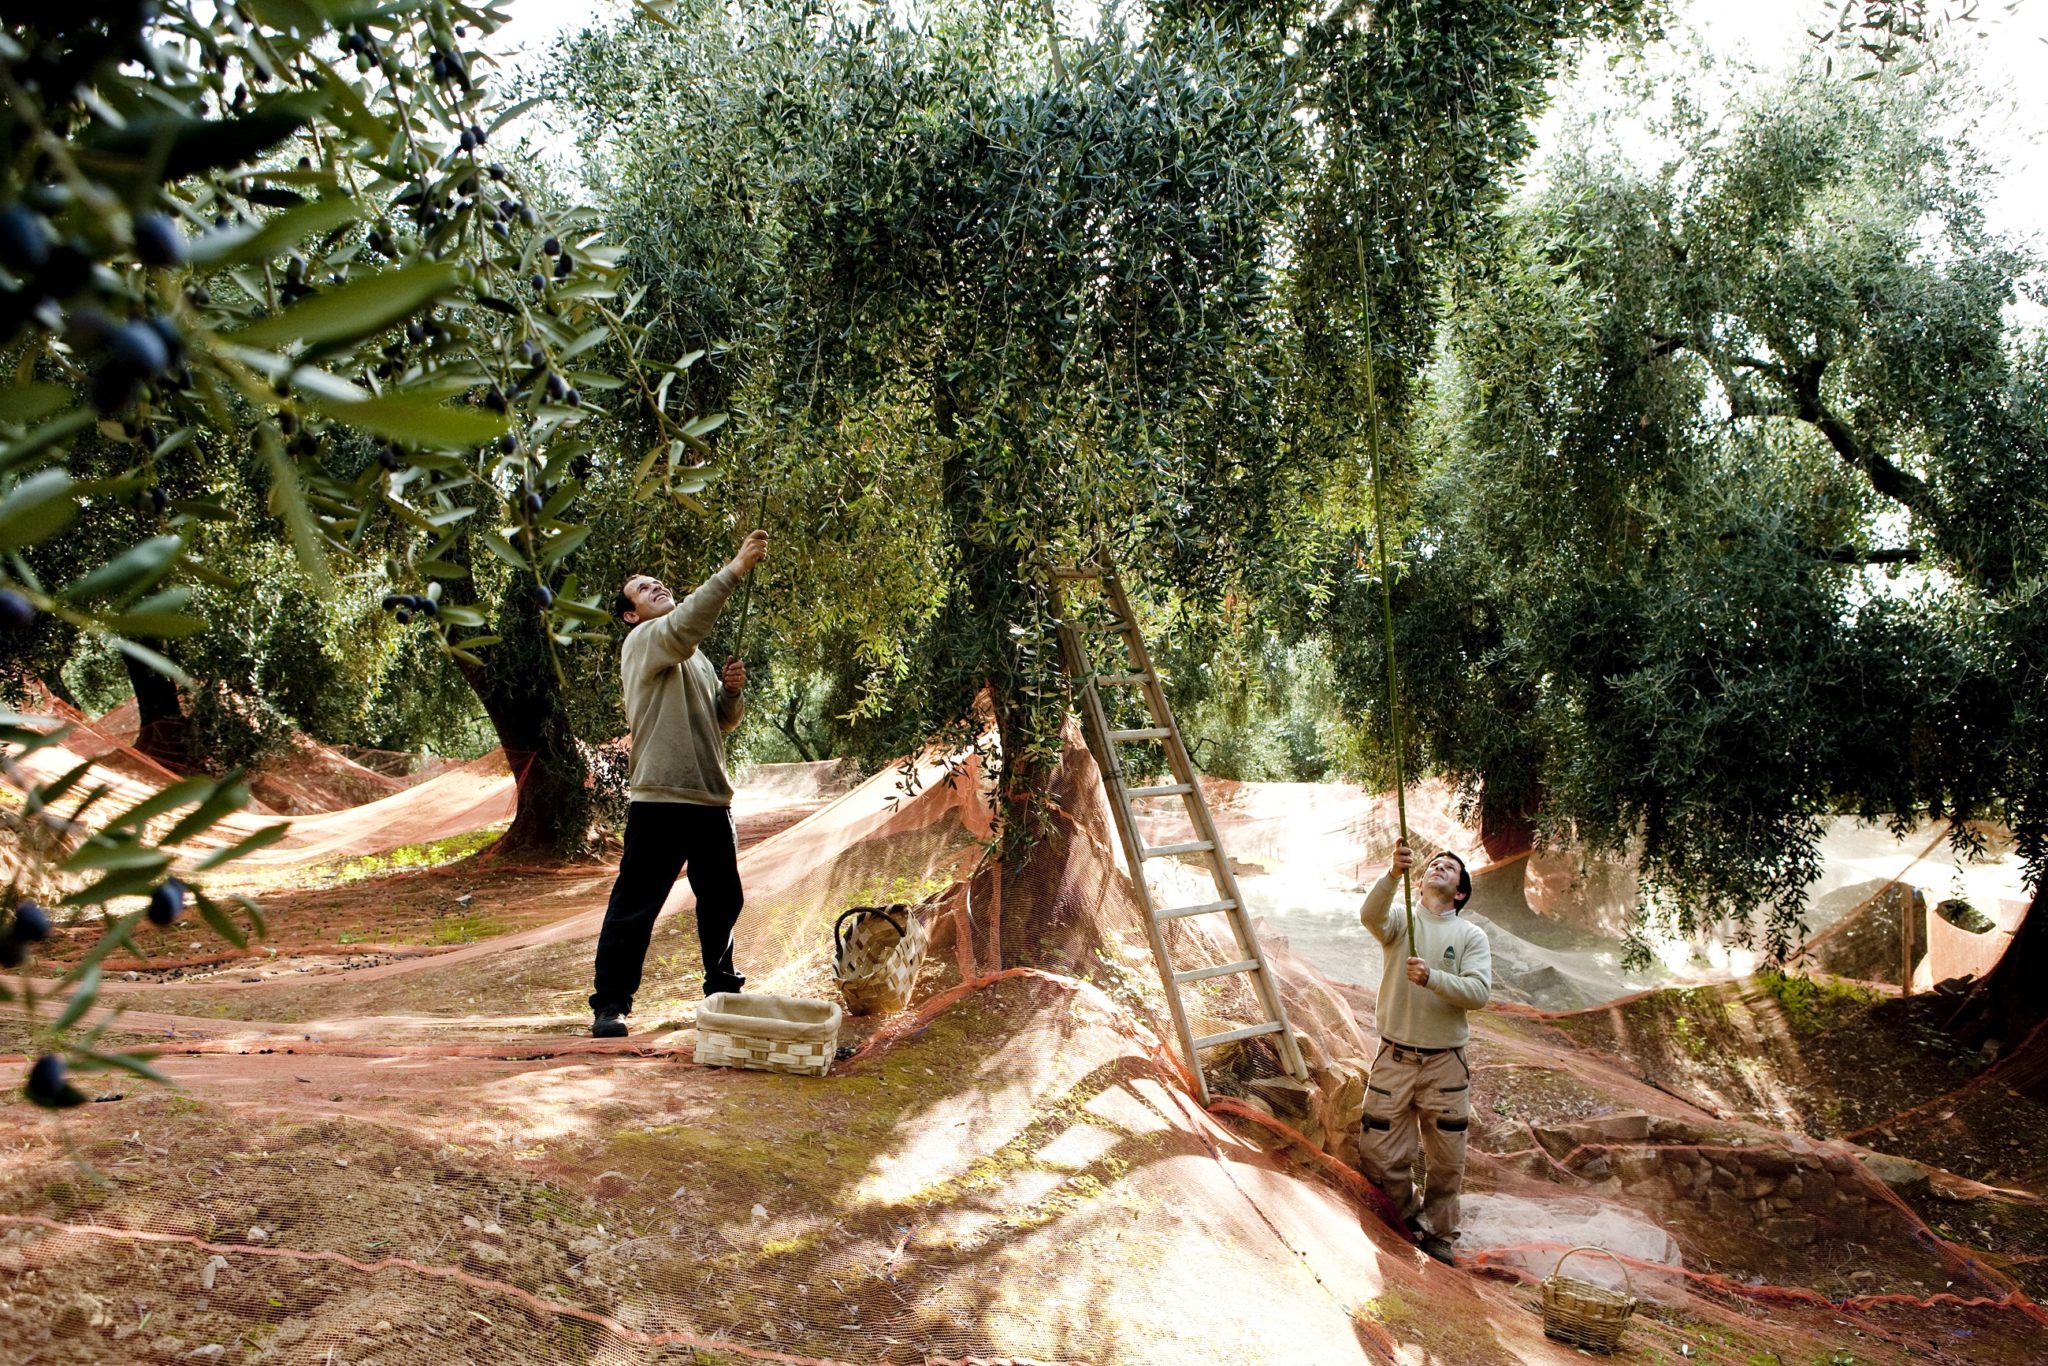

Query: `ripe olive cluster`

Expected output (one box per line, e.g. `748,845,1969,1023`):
0,201,188,416
2,900,84,1108
6,875,185,1111
380,590,440,626
339,14,474,90
366,310,469,384
537,233,577,288
276,406,322,459
336,25,386,74
518,336,583,410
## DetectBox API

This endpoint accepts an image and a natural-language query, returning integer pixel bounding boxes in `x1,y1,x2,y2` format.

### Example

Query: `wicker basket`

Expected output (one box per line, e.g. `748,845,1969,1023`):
832,902,929,1015
694,993,841,1077
1541,1246,1637,1353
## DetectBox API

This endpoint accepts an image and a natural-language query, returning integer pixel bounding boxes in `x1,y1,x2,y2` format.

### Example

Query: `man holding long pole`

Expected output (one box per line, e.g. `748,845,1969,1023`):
589,529,768,1038
1358,838,1491,1264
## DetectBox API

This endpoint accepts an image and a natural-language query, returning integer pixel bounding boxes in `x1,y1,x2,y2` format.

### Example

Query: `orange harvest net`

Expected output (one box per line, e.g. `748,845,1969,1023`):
3,707,2046,1364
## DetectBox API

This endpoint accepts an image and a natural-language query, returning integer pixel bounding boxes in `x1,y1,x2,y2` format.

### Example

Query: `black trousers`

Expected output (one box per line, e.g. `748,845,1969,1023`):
589,801,744,1016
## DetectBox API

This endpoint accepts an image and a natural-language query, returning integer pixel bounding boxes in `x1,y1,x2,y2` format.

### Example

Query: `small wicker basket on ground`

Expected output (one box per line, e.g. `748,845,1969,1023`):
832,902,929,1015
694,993,841,1077
1540,1245,1637,1353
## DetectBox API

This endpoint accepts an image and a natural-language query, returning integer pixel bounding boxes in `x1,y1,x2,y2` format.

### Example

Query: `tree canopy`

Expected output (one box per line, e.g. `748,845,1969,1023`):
1341,58,2046,957
548,0,1652,809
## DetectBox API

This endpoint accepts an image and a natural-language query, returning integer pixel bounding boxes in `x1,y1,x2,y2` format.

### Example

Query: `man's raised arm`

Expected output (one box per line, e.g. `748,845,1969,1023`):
636,565,739,669
635,531,768,671
1358,838,1413,946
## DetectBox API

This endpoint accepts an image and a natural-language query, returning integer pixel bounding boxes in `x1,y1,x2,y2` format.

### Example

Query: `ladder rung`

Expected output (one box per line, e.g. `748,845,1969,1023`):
1192,1020,1286,1052
1095,672,1153,686
1081,619,1130,634
1126,782,1193,798
1049,565,1104,580
1154,898,1236,921
1109,727,1171,742
1140,840,1214,860
1174,958,1260,985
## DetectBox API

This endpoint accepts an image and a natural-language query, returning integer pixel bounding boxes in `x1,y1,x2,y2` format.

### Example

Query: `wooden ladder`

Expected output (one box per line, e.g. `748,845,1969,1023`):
1046,558,1308,1104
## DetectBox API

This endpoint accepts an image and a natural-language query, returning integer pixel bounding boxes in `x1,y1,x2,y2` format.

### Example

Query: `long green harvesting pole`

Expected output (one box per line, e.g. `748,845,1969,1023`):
1363,285,1416,952
730,497,765,664
1341,68,1416,952
731,573,755,662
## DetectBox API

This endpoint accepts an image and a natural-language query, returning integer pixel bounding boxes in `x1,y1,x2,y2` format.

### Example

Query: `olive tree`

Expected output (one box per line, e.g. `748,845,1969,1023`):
0,0,723,1105
1341,60,2046,1006
2,1,734,861
551,1,1651,839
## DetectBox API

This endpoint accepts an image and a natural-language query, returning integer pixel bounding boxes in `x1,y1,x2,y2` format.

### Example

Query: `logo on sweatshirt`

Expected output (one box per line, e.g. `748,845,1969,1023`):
1442,945,1457,964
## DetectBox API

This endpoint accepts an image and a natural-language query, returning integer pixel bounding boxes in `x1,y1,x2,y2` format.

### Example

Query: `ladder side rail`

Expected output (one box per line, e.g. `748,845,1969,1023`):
1064,622,1213,1104
1046,572,1214,1099
1100,571,1311,1082
1100,569,1248,920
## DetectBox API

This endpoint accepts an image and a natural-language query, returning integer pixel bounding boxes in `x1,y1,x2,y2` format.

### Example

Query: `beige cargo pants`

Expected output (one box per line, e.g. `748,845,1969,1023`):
1360,1040,1472,1239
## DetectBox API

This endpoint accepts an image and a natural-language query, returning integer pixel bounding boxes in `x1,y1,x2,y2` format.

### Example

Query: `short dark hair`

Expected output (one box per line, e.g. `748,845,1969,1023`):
614,591,634,622
1437,850,1473,911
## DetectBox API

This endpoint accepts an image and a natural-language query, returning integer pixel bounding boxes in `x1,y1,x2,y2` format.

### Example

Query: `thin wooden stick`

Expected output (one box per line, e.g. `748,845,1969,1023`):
1340,64,1416,949
729,496,765,663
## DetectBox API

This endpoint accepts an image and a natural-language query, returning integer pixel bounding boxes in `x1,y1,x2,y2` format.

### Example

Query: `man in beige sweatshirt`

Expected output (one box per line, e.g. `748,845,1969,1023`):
1359,837,1492,1263
589,530,768,1038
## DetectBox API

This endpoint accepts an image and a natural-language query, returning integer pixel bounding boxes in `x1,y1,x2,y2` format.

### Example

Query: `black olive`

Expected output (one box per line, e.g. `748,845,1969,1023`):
146,878,185,927
0,588,34,629
132,214,186,267
7,900,51,943
0,206,50,273
26,1055,85,1109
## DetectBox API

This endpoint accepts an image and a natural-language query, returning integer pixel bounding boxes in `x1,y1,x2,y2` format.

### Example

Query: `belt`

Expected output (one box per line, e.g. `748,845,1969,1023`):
1386,1042,1453,1055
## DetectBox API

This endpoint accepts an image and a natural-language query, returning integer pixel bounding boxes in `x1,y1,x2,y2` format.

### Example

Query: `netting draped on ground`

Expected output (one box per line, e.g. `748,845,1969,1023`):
5,704,2048,1362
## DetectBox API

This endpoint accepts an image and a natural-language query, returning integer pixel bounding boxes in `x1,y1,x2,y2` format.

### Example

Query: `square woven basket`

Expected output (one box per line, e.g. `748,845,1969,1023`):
694,993,841,1077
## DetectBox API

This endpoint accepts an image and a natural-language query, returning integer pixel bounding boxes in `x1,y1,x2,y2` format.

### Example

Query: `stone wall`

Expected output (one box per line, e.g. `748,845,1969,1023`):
1518,1114,1916,1249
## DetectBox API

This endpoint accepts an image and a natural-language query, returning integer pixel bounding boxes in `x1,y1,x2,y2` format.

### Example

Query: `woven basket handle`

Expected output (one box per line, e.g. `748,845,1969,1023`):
834,905,908,960
1552,1245,1635,1299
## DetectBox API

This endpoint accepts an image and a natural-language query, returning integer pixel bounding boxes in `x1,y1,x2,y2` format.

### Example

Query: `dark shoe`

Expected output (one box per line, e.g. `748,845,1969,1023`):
592,1013,628,1039
1419,1234,1457,1265
704,973,745,997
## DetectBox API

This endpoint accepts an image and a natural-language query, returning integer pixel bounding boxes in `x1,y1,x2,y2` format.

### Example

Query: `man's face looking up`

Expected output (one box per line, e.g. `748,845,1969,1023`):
621,575,674,624
1422,853,1463,902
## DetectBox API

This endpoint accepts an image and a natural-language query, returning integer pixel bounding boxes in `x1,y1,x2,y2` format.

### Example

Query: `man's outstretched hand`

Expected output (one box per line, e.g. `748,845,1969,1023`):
721,657,747,695
730,529,768,577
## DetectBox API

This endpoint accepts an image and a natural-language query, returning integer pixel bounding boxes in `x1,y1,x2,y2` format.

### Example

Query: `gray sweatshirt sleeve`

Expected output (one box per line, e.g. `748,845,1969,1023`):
716,686,744,732
636,566,740,673
1428,925,1492,1011
1358,872,1406,947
